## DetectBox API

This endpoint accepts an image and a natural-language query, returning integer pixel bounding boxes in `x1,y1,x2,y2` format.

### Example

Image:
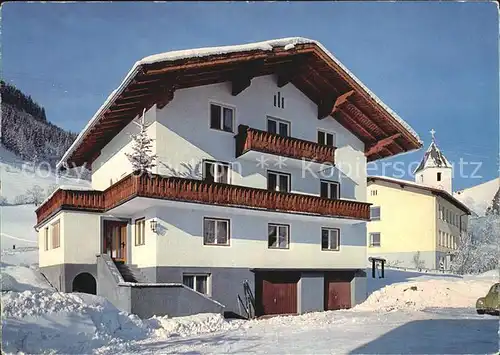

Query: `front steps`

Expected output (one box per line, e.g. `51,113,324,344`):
113,261,148,283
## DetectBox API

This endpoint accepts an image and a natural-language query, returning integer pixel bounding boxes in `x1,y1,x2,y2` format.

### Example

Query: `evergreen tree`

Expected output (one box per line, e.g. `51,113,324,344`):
124,111,157,174
485,187,499,216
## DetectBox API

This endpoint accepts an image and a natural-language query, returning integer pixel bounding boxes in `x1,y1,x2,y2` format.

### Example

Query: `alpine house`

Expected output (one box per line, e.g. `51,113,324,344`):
35,37,422,318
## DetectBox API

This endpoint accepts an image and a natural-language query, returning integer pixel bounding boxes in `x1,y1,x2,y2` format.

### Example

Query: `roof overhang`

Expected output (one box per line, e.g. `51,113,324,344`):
58,37,423,170
368,176,472,215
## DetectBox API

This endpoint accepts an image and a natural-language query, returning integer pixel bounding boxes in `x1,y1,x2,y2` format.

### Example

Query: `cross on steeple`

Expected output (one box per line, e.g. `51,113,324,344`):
430,129,436,141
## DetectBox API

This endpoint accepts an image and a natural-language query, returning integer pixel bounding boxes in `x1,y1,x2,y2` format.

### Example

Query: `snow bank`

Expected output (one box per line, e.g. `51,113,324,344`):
1,288,242,354
355,278,494,312
148,313,243,338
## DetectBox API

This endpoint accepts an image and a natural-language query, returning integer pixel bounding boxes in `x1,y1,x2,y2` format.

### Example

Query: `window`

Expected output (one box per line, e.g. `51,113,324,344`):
321,228,340,251
203,218,230,245
420,175,424,183
437,172,442,181
203,160,230,184
370,189,378,196
268,224,290,249
183,274,209,294
52,220,60,249
317,130,336,147
135,218,146,246
44,227,49,251
370,206,381,221
320,180,339,199
369,232,381,247
210,103,234,133
267,171,290,193
267,117,290,137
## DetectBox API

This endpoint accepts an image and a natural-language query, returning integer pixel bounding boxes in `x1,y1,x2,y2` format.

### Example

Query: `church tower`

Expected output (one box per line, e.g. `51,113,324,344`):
413,129,453,193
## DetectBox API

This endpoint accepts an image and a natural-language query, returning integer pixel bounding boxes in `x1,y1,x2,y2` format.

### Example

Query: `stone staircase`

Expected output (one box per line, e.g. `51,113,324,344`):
113,261,148,283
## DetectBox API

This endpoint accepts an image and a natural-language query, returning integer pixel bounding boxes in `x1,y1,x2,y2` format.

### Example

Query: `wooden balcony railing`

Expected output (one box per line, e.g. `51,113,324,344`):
36,173,370,225
235,125,336,164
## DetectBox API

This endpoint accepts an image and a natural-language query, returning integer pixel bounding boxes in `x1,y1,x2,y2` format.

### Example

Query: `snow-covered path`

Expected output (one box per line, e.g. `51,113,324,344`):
119,308,498,354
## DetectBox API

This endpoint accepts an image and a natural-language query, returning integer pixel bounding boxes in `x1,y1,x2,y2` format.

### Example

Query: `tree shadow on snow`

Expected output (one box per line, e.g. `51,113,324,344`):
350,318,498,354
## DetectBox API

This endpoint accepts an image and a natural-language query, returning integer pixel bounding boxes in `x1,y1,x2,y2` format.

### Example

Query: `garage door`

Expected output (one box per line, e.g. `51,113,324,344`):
256,272,299,316
324,271,353,310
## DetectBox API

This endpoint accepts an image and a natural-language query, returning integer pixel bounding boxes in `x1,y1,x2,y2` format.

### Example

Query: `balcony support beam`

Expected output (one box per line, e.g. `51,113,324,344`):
318,90,355,120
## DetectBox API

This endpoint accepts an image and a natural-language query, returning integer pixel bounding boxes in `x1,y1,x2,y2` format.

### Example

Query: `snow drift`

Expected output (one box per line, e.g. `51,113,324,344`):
354,277,495,312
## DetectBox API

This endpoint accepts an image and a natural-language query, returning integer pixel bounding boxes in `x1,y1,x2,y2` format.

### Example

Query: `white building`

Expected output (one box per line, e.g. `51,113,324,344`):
35,37,421,318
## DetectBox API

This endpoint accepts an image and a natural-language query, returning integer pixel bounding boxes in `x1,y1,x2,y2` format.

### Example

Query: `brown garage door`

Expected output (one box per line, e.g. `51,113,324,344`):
256,272,299,316
324,271,354,310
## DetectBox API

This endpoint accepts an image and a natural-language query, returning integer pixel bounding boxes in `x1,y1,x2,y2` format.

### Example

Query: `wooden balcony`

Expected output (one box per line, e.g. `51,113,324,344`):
235,125,336,164
36,173,370,225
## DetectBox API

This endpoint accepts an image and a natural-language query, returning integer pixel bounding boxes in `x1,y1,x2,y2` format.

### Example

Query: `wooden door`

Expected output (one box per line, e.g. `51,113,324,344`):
324,271,353,310
103,220,128,262
257,272,298,316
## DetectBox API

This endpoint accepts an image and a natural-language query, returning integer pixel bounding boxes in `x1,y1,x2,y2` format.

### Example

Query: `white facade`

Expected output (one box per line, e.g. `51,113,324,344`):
110,198,367,270
417,166,453,194
40,74,369,276
90,75,366,200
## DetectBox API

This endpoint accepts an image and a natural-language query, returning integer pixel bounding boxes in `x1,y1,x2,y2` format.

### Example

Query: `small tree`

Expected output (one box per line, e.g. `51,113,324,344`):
124,110,157,174
26,185,45,206
0,196,8,206
413,251,425,269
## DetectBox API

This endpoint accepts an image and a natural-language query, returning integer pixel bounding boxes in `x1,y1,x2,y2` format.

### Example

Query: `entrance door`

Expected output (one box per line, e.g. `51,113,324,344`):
256,272,299,316
103,220,128,262
324,271,354,310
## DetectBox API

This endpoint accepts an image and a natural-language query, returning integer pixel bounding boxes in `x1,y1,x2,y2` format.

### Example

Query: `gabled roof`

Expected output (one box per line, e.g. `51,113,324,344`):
414,139,451,174
368,175,471,214
57,37,423,169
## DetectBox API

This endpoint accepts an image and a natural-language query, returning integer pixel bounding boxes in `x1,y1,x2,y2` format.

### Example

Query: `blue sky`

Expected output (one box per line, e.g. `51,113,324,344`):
2,2,498,190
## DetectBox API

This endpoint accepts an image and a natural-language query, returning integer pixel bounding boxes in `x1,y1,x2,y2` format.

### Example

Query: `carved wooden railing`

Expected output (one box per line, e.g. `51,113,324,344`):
35,189,105,225
235,125,336,164
36,173,370,225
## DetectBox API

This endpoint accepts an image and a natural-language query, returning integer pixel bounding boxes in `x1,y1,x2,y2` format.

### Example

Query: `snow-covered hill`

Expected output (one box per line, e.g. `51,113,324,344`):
0,144,91,204
454,177,499,216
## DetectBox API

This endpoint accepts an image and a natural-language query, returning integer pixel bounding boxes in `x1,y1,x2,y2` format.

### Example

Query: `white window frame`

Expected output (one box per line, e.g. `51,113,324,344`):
209,102,235,133
266,116,290,137
321,227,340,251
51,219,60,249
369,232,381,247
44,227,49,251
182,274,210,295
370,206,381,221
317,129,336,147
268,223,290,249
267,170,291,193
203,160,231,184
203,217,230,246
320,180,340,199
135,218,146,246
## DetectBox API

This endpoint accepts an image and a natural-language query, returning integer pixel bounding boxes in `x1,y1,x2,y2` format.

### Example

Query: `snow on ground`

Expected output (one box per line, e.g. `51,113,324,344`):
1,269,498,354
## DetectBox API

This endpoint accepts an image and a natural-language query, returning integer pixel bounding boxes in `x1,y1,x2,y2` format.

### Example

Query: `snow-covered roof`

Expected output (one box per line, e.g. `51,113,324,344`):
413,139,451,174
368,175,471,214
57,37,422,169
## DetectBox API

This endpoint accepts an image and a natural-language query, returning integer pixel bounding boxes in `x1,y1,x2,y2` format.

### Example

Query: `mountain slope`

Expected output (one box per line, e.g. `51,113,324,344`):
454,177,500,216
1,81,77,167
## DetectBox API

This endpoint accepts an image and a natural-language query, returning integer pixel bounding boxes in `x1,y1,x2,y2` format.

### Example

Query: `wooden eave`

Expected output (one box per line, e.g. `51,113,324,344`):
65,43,422,168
